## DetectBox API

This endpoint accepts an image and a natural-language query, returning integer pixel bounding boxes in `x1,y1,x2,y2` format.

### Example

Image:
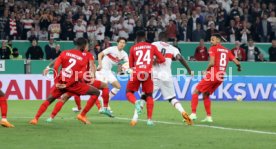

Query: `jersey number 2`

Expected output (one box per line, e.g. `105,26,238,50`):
63,58,77,77
136,50,151,65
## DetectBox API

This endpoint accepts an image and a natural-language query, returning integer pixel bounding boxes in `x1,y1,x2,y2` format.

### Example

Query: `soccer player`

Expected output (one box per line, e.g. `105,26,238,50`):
190,34,241,122
130,32,193,126
96,37,128,112
126,30,165,126
0,90,14,128
30,38,100,125
43,52,112,122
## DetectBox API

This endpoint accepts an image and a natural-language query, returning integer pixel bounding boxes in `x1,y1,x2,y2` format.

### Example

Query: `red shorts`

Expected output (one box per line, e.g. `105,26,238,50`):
51,81,91,99
126,73,153,94
196,75,222,94
65,80,102,97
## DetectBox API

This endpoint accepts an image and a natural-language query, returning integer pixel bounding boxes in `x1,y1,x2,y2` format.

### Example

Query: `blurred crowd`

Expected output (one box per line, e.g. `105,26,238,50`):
0,0,275,43
0,0,276,62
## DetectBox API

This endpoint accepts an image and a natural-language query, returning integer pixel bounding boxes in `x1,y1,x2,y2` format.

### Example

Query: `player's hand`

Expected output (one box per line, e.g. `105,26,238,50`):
97,65,102,71
237,66,241,72
56,83,66,89
42,67,50,76
188,70,194,77
202,71,207,76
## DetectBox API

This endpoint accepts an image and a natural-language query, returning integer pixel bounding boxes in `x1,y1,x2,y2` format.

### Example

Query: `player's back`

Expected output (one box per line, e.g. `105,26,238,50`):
152,41,179,77
209,44,234,73
59,49,89,81
129,42,159,73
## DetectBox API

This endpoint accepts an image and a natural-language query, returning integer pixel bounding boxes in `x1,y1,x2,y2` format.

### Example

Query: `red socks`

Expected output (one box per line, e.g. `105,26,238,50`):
146,96,154,120
95,100,101,110
0,97,7,119
50,101,64,118
126,92,136,104
74,95,81,110
203,95,211,116
81,95,98,116
191,94,199,114
102,88,109,107
35,100,50,120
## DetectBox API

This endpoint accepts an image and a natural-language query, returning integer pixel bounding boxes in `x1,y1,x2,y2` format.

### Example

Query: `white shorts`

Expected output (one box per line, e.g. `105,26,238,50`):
96,70,118,84
153,78,176,100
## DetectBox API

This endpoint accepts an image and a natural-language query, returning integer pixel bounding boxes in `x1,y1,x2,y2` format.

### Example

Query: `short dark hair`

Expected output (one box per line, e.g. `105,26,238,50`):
158,32,167,41
136,30,146,38
117,37,127,43
211,33,222,40
74,37,88,51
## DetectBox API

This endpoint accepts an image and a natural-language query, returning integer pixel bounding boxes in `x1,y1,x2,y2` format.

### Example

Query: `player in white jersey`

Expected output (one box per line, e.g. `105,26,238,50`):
130,32,193,125
97,37,128,112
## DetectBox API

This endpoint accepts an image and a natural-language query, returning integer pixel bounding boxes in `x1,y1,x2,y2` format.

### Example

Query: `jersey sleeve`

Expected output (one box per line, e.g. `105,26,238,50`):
153,45,165,63
123,51,129,62
129,47,134,68
172,46,180,58
87,52,94,61
102,47,112,55
228,51,235,61
208,47,215,57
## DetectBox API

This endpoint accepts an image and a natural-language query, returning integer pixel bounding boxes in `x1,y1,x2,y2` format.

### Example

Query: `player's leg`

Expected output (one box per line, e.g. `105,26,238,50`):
160,81,192,125
72,95,82,112
142,76,155,126
46,93,72,122
93,80,113,117
0,90,14,128
126,74,142,117
190,88,201,120
200,81,221,122
130,79,159,126
77,85,100,124
201,92,213,123
30,92,59,125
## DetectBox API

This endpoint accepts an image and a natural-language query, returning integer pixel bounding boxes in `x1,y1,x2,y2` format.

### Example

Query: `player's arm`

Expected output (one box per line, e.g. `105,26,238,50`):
175,54,192,75
129,47,134,68
229,52,241,71
205,56,215,72
42,58,57,76
153,46,165,63
89,60,96,78
53,56,62,84
97,52,104,71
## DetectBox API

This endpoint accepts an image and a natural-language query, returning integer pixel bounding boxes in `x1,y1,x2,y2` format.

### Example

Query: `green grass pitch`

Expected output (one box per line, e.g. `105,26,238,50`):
1,100,276,149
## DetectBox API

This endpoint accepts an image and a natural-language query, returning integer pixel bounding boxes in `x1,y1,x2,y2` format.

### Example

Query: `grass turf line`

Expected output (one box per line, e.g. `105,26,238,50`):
1,100,276,149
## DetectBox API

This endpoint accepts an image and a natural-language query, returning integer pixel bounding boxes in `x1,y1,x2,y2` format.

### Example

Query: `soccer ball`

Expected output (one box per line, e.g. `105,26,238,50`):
236,95,244,101
121,62,132,74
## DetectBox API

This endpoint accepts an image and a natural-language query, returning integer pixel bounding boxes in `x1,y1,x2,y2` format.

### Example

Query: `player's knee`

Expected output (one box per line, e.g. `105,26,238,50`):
167,97,175,103
203,92,210,98
141,94,147,100
94,89,101,96
193,89,200,95
145,93,153,98
101,82,108,88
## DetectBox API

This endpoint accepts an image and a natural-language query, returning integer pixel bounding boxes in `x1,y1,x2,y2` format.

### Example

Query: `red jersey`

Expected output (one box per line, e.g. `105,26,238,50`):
129,42,165,73
54,49,92,87
208,44,235,74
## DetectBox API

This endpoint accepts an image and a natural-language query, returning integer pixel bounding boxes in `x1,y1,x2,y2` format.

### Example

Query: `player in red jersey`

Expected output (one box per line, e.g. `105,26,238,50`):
0,90,14,128
30,38,100,125
190,34,241,122
41,50,112,122
126,31,165,126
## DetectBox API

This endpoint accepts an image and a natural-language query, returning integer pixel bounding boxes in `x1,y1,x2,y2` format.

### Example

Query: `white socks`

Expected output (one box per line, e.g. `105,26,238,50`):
170,98,185,113
109,88,120,100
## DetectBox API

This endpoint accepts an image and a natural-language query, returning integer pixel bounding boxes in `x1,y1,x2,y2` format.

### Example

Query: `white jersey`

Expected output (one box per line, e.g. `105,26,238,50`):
152,41,180,81
101,46,128,71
